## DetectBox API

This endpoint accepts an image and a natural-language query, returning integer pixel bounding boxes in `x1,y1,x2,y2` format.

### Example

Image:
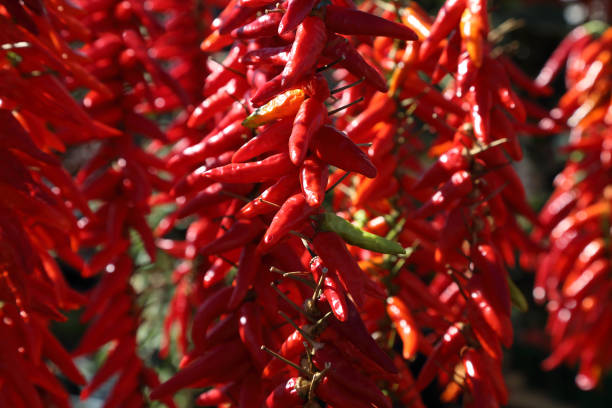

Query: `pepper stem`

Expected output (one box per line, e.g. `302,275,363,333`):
261,345,312,377
328,97,364,115
330,77,365,94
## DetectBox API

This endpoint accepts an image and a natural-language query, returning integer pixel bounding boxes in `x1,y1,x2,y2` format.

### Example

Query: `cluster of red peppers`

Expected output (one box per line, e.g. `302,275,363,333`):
150,0,545,406
533,21,612,392
2,0,612,407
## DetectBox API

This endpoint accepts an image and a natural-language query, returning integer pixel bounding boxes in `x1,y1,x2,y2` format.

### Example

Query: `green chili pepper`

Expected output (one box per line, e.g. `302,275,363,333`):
318,212,405,255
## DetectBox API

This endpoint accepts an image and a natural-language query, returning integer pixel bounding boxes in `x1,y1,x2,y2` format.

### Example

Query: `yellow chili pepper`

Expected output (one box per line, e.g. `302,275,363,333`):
242,88,306,129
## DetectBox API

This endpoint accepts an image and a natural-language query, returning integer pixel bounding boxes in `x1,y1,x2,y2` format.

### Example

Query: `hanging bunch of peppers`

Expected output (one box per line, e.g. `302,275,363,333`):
63,0,205,406
0,0,115,406
151,0,425,406
533,21,612,392
324,0,552,406
148,0,550,406
4,0,612,406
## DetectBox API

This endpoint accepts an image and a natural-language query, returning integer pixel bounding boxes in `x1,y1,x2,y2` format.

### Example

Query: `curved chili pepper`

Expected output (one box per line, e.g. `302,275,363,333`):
257,192,317,253
412,144,468,191
323,34,388,92
204,152,296,183
536,25,589,87
231,12,282,39
281,16,327,87
416,323,465,390
324,5,417,41
262,329,306,379
150,339,249,400
289,97,327,165
187,78,246,128
265,377,306,407
315,374,374,408
462,348,501,408
228,244,261,309
413,170,473,219
190,286,235,350
238,173,300,218
386,296,419,360
420,0,466,61
279,0,318,35
312,230,368,308
315,345,392,408
233,118,293,163
310,256,348,322
299,158,328,207
198,217,266,256
241,44,292,66
311,125,377,178
238,302,270,369
471,243,511,317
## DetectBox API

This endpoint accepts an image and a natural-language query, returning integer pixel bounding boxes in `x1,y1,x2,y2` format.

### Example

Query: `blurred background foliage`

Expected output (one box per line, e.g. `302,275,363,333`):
53,0,612,406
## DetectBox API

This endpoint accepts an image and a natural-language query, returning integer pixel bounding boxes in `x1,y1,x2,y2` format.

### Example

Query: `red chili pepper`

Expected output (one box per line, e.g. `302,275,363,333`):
204,43,247,96
465,298,503,361
462,348,501,408
315,375,374,408
150,339,249,400
470,243,511,318
312,344,392,408
416,323,465,390
323,34,388,92
412,144,468,191
324,5,417,41
204,152,296,183
281,16,327,87
257,193,317,253
500,56,553,97
344,92,396,139
216,2,261,35
238,302,270,369
420,0,467,61
262,329,306,379
241,44,292,66
195,384,232,406
187,78,246,128
198,218,266,256
310,256,348,321
231,12,282,39
299,158,329,207
175,182,252,219
204,312,239,348
280,0,318,35
536,25,589,87
312,231,367,308
413,170,473,219
238,173,300,218
190,286,235,350
311,125,377,178
386,296,419,360
171,151,234,197
289,98,327,165
232,118,293,163
265,377,306,407
228,244,261,309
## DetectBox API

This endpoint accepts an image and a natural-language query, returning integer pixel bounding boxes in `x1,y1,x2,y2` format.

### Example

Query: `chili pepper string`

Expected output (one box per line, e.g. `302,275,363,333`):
532,22,612,391
2,0,604,407
66,0,214,406
147,0,545,407
0,0,122,406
